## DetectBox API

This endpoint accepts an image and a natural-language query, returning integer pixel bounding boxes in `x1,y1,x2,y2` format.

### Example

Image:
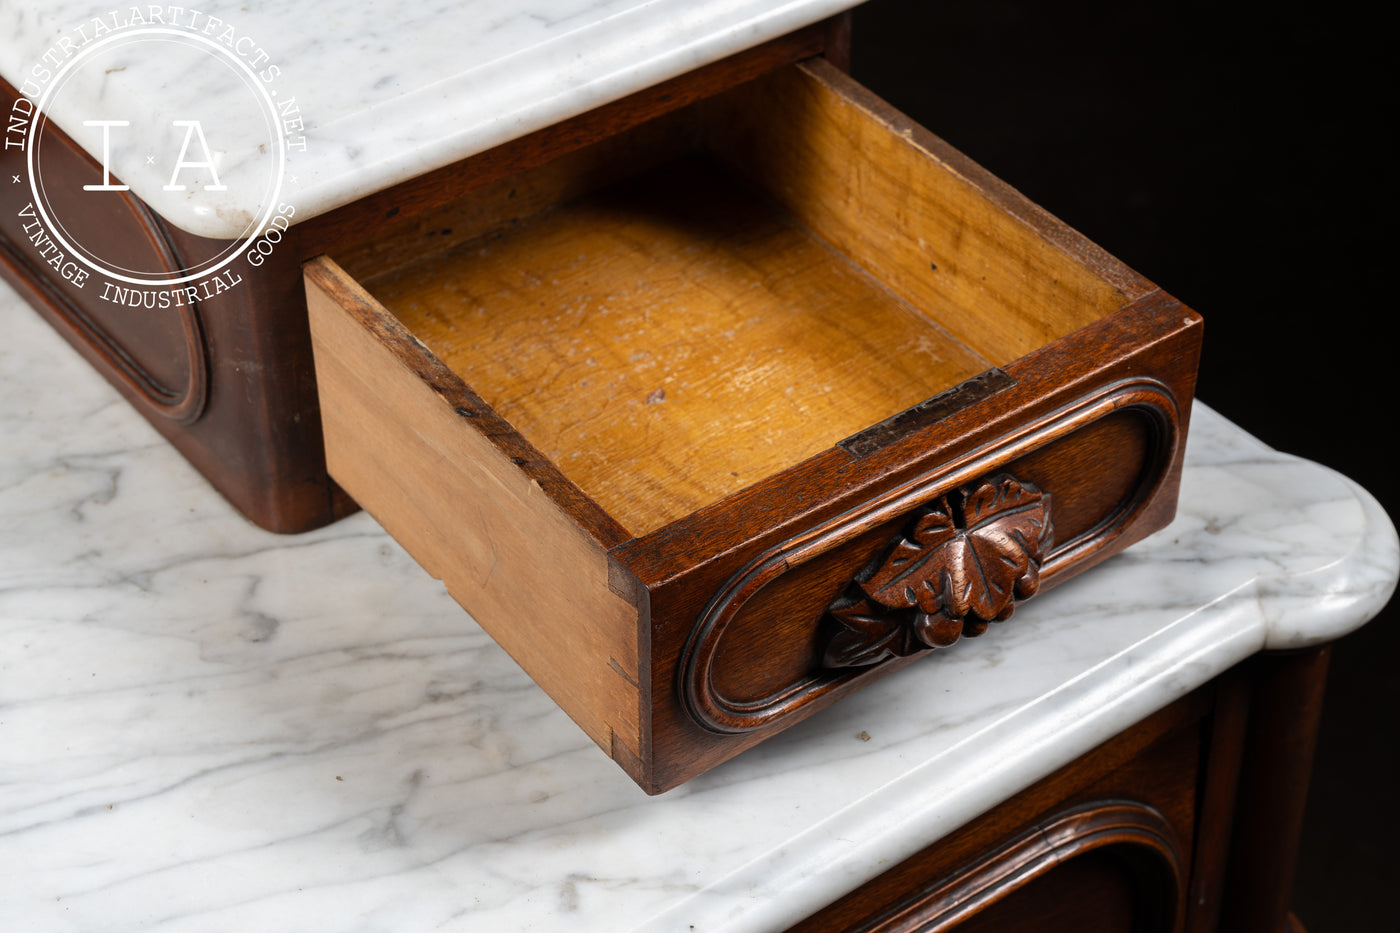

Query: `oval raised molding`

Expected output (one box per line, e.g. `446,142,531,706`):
2,86,208,425
680,378,1181,734
859,801,1185,932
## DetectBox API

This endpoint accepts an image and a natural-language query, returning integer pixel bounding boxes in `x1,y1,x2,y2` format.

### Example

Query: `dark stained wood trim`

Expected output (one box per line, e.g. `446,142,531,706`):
0,235,206,424
785,690,1207,932
2,76,352,533
845,802,1185,933
1,83,209,425
678,377,1179,734
1186,668,1251,933
823,11,854,73
838,369,1017,458
1219,648,1332,933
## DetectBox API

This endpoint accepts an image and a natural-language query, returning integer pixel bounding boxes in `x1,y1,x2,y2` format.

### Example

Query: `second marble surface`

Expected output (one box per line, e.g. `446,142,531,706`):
0,275,1396,931
0,0,857,237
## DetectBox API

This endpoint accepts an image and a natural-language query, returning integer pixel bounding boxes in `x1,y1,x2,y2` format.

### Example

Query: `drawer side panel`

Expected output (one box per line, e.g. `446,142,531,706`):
305,258,644,768
703,60,1154,365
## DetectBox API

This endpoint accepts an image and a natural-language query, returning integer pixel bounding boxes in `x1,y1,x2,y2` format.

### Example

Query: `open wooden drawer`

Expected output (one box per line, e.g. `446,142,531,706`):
304,58,1201,794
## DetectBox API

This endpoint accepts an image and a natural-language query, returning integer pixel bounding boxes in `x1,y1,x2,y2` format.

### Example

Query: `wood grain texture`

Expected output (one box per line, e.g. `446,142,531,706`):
369,155,992,536
676,375,1180,739
332,109,698,284
305,256,645,768
0,123,208,423
703,59,1153,365
643,294,1198,788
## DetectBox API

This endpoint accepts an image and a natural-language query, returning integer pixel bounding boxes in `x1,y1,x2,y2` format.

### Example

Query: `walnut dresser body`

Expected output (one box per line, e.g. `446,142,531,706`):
0,2,1395,931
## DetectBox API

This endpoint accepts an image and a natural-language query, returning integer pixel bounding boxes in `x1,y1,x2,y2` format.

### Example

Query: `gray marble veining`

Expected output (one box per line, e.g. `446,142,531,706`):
0,0,857,237
1,270,1395,930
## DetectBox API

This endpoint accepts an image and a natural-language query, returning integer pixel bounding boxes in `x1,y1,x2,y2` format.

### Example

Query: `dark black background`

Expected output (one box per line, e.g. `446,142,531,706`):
850,2,1396,929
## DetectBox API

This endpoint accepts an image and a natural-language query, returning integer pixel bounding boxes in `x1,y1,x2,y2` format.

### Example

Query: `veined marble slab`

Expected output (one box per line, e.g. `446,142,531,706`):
0,274,1396,931
0,0,856,238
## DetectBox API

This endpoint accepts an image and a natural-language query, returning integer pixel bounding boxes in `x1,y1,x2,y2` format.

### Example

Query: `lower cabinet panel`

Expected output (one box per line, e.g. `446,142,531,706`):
788,686,1207,933
949,847,1161,933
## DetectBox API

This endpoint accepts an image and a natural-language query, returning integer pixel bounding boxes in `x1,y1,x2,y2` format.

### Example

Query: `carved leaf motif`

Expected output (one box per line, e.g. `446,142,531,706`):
823,475,1052,669
825,596,919,667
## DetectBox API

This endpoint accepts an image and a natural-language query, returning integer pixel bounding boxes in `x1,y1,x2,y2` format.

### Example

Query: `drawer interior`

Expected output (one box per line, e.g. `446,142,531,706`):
307,56,1187,791
335,60,1135,539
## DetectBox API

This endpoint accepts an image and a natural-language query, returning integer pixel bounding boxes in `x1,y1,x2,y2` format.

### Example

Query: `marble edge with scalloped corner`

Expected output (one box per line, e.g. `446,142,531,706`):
3,262,1398,933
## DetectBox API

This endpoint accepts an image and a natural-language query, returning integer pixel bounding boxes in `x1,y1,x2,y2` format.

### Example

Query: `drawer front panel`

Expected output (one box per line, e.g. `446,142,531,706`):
681,379,1180,734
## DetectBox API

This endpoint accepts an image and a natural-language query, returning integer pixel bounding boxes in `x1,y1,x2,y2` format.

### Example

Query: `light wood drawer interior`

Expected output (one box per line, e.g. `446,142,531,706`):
321,59,1139,539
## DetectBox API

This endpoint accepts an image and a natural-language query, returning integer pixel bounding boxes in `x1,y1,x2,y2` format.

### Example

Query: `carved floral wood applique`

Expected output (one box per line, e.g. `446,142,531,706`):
823,474,1053,668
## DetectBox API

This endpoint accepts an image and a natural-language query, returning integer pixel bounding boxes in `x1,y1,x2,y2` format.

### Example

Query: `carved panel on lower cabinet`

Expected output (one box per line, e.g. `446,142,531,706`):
0,80,210,425
836,802,1185,933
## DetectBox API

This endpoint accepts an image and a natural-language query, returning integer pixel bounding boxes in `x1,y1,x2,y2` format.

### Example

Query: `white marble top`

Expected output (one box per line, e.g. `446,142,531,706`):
2,280,1397,928
0,0,857,238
